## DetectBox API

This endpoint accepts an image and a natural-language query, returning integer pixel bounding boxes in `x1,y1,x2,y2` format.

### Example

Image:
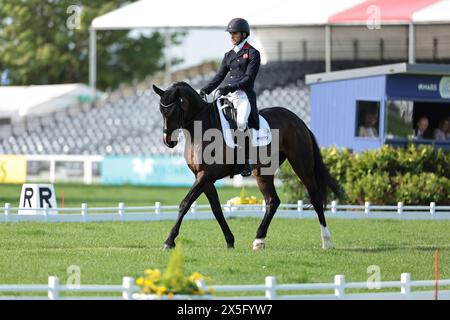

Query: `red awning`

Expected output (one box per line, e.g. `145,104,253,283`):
329,0,439,23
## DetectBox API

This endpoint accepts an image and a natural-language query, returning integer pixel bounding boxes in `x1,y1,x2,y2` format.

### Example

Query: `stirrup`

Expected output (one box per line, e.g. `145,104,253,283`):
241,163,252,177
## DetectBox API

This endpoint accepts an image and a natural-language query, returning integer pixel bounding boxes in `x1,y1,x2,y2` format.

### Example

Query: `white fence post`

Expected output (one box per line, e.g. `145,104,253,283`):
397,202,404,218
334,275,345,298
225,200,231,212
83,160,93,185
48,276,60,300
265,276,277,300
118,202,125,221
43,203,49,221
155,202,161,215
81,203,87,222
430,202,436,218
49,159,56,183
122,277,134,300
364,201,371,216
401,273,411,298
4,203,11,222
331,200,337,216
297,200,303,219
261,200,266,213
191,201,197,216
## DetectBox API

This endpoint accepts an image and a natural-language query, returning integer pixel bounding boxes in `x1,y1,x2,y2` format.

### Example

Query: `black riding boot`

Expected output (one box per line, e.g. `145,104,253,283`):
241,159,253,177
240,128,253,177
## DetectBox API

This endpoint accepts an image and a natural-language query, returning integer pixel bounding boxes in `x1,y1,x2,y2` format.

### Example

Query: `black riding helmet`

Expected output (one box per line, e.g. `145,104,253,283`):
226,18,250,37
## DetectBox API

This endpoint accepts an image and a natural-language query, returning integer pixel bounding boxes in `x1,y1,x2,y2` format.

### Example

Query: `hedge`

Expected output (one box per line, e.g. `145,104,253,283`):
278,144,450,205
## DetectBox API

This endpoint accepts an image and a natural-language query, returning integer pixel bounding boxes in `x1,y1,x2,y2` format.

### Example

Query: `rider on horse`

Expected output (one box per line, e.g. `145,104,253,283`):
200,18,261,177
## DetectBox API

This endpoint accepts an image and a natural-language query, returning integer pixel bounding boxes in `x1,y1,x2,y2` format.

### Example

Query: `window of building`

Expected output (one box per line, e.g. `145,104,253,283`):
355,100,380,138
386,100,414,139
386,100,450,140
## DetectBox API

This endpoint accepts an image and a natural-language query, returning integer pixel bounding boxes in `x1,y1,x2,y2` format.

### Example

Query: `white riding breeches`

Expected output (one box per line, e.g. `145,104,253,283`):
227,90,251,131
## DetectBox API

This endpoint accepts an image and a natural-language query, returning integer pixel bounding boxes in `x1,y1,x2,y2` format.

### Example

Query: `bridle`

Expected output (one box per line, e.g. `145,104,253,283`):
159,90,209,135
160,98,184,134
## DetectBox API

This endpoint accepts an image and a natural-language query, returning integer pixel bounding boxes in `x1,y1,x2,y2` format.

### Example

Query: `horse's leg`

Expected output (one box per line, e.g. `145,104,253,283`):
163,173,209,249
287,155,333,249
253,172,280,250
203,183,235,248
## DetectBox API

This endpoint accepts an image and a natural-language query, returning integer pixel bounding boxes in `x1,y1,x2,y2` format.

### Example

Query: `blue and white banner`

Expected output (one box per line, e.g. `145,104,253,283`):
386,75,450,101
101,156,208,186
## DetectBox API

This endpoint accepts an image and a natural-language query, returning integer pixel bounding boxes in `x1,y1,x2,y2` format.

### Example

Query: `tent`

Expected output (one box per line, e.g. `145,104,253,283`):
90,0,450,90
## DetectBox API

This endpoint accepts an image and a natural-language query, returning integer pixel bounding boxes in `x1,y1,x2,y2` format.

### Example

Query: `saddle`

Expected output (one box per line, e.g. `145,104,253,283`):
218,97,238,130
215,98,272,149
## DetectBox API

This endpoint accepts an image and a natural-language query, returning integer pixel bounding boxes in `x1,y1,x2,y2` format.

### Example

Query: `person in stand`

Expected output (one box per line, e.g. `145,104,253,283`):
200,18,261,177
358,112,379,138
414,116,433,139
433,117,450,140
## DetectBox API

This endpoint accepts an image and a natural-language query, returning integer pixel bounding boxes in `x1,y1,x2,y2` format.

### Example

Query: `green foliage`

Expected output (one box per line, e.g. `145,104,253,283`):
279,144,450,205
0,1,184,90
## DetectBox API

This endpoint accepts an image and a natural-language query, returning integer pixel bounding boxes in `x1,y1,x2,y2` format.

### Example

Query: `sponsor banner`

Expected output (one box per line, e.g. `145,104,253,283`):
0,155,27,184
101,156,224,187
386,75,450,101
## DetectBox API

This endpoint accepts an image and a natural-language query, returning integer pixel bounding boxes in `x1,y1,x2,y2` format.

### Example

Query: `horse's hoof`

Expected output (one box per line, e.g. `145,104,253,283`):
163,243,175,250
227,244,235,249
322,241,334,250
253,238,265,250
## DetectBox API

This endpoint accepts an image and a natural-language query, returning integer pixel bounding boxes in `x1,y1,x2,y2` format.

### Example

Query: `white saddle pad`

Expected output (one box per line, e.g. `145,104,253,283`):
216,99,272,149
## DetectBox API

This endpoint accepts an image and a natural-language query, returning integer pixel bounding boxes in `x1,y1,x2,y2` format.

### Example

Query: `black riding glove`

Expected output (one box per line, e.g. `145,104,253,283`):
199,88,208,100
218,86,232,96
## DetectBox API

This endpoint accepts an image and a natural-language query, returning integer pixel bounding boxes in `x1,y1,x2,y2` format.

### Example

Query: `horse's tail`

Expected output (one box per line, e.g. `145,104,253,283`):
305,126,346,206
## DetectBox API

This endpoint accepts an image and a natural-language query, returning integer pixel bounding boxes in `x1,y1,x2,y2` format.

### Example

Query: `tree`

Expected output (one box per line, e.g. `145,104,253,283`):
0,0,184,90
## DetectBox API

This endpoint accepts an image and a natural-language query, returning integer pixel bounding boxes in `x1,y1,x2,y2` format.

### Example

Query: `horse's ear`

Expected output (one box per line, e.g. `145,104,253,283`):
153,84,165,97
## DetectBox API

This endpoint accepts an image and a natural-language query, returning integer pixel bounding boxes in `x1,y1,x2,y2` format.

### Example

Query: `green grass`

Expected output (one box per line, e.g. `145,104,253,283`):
0,218,449,296
1,183,448,297
0,183,273,208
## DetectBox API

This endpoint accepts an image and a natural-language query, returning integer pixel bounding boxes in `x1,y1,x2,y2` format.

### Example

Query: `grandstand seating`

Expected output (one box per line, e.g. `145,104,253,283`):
0,61,315,161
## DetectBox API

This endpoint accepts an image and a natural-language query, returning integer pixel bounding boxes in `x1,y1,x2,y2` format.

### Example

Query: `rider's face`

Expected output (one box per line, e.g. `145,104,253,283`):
230,32,243,46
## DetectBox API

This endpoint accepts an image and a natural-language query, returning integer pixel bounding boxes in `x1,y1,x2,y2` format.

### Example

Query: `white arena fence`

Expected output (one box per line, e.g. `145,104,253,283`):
2,201,450,222
0,273,449,300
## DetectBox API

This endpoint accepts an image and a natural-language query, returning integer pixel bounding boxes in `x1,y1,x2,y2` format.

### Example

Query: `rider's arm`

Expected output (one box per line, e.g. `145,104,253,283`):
229,49,260,92
202,54,229,94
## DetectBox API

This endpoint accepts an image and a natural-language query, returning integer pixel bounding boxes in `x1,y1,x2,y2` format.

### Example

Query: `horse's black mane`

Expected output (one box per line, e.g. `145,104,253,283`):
170,81,204,105
170,81,217,126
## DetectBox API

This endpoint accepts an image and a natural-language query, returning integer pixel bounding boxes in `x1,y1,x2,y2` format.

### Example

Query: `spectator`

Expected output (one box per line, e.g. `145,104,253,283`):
433,117,450,140
358,112,378,137
414,116,433,139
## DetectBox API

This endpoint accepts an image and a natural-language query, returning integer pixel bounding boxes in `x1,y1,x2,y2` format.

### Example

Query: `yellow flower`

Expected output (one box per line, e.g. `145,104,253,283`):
189,272,204,282
167,292,174,299
208,287,215,294
144,279,153,287
156,286,167,295
144,268,154,275
136,277,145,286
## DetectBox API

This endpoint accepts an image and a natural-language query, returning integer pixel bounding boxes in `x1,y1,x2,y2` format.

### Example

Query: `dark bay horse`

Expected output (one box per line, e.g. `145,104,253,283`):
152,82,344,250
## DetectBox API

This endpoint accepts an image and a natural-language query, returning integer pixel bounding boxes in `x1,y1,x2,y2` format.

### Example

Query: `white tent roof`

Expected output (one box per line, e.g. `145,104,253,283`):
0,84,92,119
91,0,363,30
412,0,450,23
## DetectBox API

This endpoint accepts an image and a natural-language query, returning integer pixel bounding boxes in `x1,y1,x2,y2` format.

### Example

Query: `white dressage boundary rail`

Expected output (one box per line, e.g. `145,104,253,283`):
0,273,449,300
2,201,450,222
25,154,103,185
